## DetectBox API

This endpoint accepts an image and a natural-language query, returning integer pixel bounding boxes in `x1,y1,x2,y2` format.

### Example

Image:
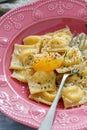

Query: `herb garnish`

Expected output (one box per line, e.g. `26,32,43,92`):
48,85,50,88
64,52,67,58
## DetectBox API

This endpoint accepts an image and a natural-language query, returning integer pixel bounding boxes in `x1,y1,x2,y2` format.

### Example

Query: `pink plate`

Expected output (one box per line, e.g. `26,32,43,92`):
0,0,87,130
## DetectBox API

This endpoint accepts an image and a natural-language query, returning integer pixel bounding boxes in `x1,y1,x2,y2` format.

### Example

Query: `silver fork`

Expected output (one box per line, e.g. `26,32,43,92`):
69,33,87,55
38,34,87,130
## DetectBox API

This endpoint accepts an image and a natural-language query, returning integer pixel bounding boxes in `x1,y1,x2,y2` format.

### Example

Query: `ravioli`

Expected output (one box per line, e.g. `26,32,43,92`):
10,43,41,69
27,71,56,94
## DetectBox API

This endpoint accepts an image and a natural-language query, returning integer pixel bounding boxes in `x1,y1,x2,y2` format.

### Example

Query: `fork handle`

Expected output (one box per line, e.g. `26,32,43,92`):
38,74,69,130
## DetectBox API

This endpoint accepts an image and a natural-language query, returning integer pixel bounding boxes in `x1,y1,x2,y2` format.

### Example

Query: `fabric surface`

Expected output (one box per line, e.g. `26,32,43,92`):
0,113,36,130
0,0,35,16
0,1,36,130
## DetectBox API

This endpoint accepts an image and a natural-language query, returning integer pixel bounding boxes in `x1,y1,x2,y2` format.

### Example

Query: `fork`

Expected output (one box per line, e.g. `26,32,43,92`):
69,33,87,55
38,34,87,130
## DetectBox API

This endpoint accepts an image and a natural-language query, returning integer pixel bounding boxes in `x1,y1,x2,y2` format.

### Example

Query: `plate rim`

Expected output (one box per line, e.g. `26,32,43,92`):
0,0,87,130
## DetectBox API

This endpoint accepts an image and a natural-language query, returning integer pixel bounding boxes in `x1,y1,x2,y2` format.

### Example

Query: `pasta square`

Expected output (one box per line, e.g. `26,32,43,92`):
27,71,56,94
10,43,41,69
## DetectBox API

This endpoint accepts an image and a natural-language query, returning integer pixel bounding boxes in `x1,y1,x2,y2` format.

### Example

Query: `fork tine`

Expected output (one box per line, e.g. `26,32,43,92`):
74,34,79,46
78,34,83,49
80,35,87,55
69,33,86,55
69,33,75,47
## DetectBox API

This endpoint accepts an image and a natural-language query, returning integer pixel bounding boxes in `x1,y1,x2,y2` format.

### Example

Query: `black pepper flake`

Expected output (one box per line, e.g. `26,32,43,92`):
56,81,58,85
80,75,83,79
38,82,41,85
54,53,58,57
44,86,47,89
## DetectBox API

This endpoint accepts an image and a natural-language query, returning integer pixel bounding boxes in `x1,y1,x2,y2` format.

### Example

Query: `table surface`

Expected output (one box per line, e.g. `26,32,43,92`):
0,113,36,130
0,1,36,130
